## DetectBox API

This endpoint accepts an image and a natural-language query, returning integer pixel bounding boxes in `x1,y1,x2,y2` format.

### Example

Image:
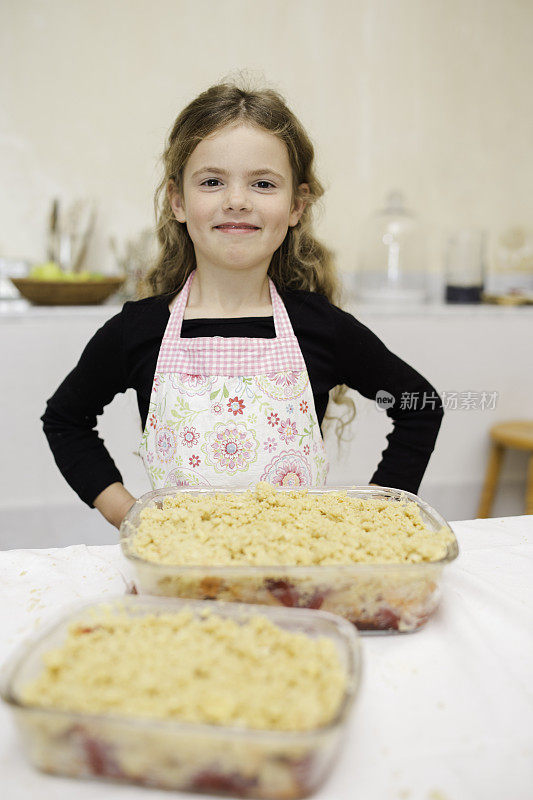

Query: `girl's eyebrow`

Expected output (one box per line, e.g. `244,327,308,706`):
191,166,285,181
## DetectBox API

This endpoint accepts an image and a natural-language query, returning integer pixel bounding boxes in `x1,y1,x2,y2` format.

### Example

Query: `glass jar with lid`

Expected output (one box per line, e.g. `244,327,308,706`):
444,228,486,303
355,190,429,303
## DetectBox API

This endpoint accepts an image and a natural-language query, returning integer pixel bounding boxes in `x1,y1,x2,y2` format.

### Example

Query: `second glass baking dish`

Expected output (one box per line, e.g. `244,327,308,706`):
1,594,360,799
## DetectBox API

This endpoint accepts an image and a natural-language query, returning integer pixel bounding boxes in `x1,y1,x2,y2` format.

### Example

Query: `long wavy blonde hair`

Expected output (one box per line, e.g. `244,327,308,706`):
145,71,355,444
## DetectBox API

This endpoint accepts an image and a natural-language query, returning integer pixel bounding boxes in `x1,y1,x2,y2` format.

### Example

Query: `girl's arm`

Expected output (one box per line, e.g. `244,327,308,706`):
41,309,133,519
93,482,136,529
333,306,444,494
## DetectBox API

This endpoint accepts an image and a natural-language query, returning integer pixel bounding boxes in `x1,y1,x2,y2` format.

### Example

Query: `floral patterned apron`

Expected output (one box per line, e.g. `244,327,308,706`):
138,270,329,489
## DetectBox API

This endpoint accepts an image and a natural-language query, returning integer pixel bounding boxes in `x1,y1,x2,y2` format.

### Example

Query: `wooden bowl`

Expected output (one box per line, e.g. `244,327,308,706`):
10,277,125,306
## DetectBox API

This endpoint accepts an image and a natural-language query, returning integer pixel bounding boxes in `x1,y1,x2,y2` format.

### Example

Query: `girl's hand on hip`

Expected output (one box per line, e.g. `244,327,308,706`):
93,483,137,530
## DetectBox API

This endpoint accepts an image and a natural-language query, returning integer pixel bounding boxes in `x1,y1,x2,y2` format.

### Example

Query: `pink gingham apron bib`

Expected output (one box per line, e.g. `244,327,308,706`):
138,270,329,489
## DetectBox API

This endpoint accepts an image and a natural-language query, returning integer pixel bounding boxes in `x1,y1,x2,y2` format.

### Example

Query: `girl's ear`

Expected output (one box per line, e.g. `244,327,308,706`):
168,179,186,223
289,183,310,227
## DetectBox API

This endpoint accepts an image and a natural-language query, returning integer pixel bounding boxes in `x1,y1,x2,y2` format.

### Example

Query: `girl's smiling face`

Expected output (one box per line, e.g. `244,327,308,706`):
168,123,308,274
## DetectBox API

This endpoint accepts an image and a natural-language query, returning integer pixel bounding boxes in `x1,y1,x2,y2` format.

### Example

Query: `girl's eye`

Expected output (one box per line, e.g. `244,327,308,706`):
200,179,275,189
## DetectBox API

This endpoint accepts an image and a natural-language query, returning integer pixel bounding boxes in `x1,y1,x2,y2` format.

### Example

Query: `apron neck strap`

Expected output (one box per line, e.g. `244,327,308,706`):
168,269,292,340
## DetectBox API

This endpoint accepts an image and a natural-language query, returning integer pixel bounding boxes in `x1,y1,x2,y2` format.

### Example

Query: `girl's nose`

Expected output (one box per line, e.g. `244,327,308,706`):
222,186,252,211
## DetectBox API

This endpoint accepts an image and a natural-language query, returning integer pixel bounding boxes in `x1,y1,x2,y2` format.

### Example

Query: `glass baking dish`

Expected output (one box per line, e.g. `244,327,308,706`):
1,594,360,799
120,486,459,634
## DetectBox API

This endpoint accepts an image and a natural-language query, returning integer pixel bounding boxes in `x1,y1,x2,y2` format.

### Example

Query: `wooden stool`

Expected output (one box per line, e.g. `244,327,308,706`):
477,421,533,518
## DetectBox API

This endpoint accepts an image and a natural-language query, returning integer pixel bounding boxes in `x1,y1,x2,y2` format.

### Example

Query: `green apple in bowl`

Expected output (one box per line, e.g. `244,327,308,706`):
29,262,106,281
29,261,64,280
75,271,105,281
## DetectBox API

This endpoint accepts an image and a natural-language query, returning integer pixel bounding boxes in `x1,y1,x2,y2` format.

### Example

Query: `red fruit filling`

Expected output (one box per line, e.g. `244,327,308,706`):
288,752,315,791
264,579,326,609
69,727,125,779
356,607,400,631
190,768,257,796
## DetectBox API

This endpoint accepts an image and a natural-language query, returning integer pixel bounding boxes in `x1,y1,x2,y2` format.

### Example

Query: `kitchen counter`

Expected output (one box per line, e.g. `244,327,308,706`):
3,298,533,319
1,513,532,799
0,300,125,319
1,297,530,522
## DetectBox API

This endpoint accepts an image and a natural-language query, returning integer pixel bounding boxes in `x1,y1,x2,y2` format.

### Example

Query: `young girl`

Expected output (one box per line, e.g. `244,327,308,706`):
41,79,444,529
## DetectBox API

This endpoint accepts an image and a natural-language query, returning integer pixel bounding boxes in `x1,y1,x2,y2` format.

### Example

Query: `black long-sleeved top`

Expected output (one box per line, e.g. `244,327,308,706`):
41,288,444,507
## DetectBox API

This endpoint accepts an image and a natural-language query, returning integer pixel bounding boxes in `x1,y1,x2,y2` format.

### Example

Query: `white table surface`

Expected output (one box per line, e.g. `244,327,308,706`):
0,515,532,800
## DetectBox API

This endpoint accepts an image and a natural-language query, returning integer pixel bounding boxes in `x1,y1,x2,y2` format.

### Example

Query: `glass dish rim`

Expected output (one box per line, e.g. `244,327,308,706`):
119,484,459,571
0,594,361,741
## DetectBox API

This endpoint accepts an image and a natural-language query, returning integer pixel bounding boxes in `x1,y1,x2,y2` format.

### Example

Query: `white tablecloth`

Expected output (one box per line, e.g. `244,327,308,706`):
0,516,532,800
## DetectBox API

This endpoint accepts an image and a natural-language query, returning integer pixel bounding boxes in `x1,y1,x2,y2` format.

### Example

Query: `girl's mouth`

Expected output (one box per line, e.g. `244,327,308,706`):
214,224,259,233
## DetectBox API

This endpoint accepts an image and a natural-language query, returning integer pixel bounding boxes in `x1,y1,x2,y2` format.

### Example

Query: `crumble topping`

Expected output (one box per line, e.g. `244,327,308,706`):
128,483,453,566
20,605,347,731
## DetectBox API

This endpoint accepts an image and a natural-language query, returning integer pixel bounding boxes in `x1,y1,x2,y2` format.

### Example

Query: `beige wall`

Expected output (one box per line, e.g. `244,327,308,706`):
1,0,532,278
